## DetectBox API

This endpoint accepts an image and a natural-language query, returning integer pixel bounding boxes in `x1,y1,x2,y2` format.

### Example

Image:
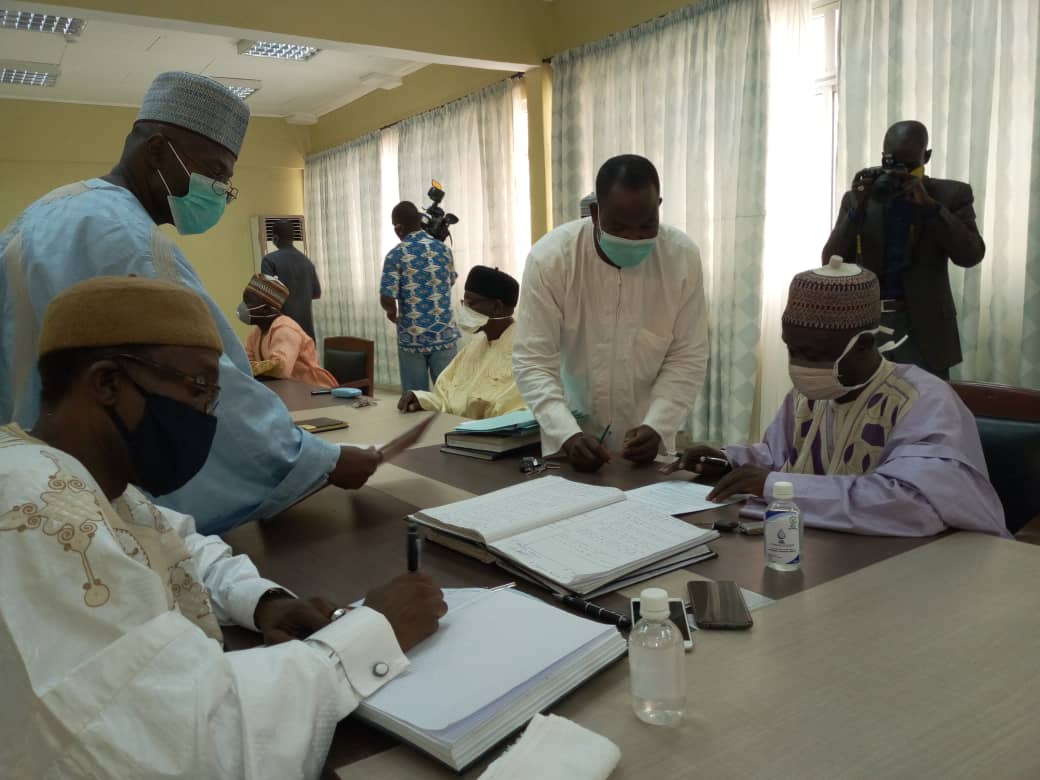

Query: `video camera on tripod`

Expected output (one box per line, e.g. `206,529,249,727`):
420,180,459,243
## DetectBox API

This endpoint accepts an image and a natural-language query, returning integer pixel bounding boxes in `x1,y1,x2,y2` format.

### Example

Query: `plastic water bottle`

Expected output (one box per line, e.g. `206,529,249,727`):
765,481,801,571
629,587,686,726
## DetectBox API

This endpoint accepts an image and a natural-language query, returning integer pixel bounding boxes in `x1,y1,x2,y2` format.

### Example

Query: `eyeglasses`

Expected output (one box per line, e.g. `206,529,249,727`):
109,353,221,415
171,140,239,203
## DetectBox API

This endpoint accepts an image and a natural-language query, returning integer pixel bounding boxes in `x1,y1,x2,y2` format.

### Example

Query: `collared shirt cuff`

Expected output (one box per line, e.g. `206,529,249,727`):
226,580,296,631
538,407,584,457
306,607,408,698
642,399,684,452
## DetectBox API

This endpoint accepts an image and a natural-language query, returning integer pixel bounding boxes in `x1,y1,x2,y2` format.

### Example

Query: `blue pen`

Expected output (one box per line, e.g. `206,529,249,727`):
597,424,612,446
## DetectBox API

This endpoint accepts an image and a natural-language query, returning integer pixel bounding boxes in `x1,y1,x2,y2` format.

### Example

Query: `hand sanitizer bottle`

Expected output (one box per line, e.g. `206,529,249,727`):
629,587,686,726
765,480,801,571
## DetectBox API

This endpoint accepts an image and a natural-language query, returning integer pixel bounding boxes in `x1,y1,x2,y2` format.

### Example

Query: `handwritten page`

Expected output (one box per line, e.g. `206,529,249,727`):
417,476,624,544
490,501,716,589
624,481,733,516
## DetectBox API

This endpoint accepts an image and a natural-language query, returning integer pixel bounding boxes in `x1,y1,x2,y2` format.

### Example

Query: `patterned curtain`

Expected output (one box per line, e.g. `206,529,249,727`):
551,0,771,443
304,133,401,385
839,0,1040,387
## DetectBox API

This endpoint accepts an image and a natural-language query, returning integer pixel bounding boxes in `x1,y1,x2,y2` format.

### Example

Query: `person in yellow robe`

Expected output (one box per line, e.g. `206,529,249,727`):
398,266,524,419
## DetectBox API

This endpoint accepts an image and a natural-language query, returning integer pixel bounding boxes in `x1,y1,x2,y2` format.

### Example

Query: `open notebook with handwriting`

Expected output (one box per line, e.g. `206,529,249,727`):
410,477,720,597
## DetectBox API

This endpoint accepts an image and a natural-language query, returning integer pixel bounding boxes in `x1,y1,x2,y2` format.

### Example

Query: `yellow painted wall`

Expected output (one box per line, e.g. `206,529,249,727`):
1,99,309,336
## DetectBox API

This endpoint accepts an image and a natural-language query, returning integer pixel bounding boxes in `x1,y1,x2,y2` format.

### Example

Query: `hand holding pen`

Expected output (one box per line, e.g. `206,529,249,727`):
675,446,732,478
561,425,612,473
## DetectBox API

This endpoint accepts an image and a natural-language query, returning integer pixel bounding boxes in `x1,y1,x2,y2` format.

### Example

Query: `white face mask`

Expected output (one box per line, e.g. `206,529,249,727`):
456,301,509,333
788,327,905,401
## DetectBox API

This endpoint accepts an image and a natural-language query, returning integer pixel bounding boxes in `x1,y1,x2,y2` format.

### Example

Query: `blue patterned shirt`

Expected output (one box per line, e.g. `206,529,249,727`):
380,231,459,353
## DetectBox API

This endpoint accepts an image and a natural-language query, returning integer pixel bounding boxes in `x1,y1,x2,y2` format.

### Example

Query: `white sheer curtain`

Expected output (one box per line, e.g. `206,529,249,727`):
305,77,531,387
551,0,771,443
304,132,401,385
396,79,531,288
838,0,1040,387
758,0,816,431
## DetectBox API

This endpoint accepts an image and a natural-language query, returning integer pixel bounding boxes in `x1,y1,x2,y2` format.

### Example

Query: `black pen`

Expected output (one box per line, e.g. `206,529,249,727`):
552,592,631,630
407,523,421,572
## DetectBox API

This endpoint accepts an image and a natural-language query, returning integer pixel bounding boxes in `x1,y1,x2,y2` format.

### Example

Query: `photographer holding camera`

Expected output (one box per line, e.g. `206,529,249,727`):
821,120,985,379
380,198,460,393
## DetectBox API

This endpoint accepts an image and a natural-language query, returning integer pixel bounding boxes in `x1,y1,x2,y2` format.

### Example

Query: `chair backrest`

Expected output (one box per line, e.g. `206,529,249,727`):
324,336,375,394
951,381,1040,535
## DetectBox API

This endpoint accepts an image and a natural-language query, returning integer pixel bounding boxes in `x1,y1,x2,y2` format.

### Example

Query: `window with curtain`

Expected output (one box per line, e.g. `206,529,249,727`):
304,78,530,387
838,0,1040,388
551,0,772,444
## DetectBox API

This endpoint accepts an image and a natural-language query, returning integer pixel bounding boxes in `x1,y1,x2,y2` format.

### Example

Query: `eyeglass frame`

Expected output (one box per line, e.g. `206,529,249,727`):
166,139,240,203
107,352,222,415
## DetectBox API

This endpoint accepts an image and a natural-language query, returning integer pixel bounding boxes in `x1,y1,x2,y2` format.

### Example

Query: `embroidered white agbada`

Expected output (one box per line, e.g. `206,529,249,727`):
0,424,407,780
513,219,709,455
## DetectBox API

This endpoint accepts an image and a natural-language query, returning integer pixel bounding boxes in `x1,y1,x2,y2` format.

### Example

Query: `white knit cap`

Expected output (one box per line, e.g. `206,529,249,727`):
136,72,250,157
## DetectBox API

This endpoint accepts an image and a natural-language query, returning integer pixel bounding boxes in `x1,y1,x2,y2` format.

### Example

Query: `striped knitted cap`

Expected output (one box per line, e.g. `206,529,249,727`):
246,273,290,309
137,72,250,157
783,257,881,331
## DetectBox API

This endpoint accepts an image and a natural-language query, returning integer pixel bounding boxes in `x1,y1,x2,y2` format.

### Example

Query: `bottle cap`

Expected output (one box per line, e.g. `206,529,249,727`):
815,256,863,277
773,481,794,500
640,587,669,619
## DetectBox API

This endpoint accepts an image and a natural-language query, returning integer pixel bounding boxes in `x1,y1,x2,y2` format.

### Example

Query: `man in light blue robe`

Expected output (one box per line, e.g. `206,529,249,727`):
0,72,379,533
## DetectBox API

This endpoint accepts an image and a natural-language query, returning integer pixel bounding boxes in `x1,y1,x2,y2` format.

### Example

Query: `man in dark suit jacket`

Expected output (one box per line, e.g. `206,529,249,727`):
821,120,985,379
260,219,321,339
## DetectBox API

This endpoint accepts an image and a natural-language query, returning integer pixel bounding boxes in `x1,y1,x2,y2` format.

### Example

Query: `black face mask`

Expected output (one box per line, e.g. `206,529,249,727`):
106,384,217,497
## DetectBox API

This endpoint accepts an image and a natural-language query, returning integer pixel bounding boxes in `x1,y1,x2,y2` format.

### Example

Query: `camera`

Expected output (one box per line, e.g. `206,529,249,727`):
858,154,914,202
420,180,459,243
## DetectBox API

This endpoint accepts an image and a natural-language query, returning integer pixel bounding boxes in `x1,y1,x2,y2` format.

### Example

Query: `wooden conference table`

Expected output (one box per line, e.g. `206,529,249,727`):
224,380,1040,778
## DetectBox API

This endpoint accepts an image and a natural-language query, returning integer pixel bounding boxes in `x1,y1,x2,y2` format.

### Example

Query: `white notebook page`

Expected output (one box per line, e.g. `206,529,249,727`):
490,500,715,587
361,588,614,731
418,476,624,544
624,481,735,516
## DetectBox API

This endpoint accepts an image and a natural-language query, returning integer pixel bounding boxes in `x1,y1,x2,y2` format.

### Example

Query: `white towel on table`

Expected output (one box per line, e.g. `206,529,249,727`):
478,714,621,780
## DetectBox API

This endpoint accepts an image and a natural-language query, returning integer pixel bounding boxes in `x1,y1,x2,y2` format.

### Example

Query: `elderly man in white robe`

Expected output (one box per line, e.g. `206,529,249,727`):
514,155,709,472
0,276,447,779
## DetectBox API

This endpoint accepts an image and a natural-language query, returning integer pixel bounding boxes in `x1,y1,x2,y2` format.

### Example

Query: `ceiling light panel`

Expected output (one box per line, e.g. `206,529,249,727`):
214,77,261,100
0,10,84,36
0,60,59,86
237,39,319,61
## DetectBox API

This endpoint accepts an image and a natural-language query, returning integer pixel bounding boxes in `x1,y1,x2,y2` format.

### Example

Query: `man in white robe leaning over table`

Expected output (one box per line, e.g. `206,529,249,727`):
0,276,447,779
514,155,709,472
0,71,380,535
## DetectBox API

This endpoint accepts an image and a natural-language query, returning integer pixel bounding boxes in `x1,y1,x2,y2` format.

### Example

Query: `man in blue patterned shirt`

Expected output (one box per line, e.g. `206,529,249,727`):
380,201,460,392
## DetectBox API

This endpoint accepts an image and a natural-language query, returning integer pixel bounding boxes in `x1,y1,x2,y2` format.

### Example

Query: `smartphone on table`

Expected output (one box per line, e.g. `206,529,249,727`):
630,597,694,650
687,580,753,630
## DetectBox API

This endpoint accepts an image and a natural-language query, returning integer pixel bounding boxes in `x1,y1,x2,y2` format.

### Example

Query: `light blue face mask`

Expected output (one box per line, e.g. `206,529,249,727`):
595,224,657,268
157,142,229,236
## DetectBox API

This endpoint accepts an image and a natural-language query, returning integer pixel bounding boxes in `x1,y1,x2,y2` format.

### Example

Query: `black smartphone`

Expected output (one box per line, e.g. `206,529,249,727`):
296,417,349,434
687,580,753,630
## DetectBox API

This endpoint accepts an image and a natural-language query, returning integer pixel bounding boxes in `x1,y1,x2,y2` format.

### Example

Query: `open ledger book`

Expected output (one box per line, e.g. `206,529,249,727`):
355,587,627,771
411,477,720,596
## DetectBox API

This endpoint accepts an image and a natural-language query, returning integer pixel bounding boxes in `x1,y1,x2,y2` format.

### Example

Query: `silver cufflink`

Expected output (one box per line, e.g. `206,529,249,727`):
372,661,390,677
330,607,348,621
